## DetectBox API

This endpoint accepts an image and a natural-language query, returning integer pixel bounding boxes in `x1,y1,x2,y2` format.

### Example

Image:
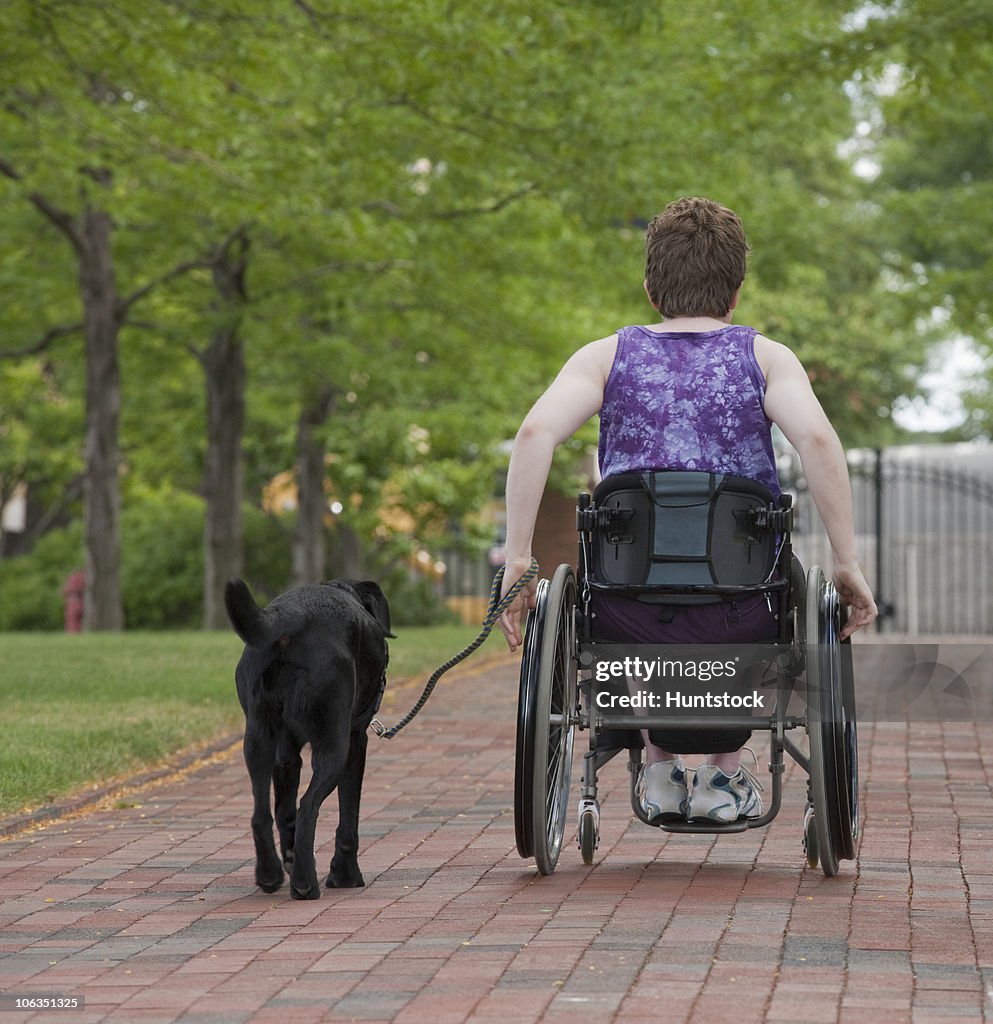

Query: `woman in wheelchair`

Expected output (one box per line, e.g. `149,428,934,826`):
498,197,877,832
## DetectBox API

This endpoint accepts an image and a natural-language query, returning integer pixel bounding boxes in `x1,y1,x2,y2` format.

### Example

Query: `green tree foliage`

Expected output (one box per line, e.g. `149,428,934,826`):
850,0,993,435
1,0,973,628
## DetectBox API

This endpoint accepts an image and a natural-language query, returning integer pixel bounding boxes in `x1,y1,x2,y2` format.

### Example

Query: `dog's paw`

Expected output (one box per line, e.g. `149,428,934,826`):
326,866,365,889
256,872,284,894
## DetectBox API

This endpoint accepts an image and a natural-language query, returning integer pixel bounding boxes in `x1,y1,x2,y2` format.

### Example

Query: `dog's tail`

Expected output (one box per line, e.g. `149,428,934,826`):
224,578,268,646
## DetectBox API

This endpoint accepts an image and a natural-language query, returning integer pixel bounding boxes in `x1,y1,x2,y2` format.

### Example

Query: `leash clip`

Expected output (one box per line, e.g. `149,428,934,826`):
369,718,388,737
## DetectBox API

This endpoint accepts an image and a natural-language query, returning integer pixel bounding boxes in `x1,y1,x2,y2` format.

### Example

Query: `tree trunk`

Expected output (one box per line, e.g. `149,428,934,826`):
80,204,124,631
1,159,210,630
330,522,366,579
292,386,335,586
200,231,248,630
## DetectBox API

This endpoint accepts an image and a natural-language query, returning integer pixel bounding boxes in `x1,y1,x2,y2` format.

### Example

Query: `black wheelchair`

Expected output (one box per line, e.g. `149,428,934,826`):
514,469,859,878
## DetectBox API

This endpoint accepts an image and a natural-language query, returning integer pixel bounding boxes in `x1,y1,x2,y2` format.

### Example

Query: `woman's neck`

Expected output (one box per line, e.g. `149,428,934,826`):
650,315,732,333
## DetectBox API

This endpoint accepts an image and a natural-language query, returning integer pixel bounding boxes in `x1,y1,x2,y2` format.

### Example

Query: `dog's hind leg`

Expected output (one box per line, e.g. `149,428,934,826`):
327,729,368,889
243,730,285,893
273,739,302,872
290,744,348,900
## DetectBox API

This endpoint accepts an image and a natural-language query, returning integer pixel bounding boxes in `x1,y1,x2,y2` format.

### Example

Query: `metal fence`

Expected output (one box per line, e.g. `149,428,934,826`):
789,446,993,636
438,444,993,635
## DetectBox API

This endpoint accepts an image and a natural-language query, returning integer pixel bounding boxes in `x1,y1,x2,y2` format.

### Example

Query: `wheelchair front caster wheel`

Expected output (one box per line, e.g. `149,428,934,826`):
578,798,600,865
803,804,819,869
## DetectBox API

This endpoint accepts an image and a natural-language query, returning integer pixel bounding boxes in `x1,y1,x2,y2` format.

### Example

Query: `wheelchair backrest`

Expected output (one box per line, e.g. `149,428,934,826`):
581,470,785,601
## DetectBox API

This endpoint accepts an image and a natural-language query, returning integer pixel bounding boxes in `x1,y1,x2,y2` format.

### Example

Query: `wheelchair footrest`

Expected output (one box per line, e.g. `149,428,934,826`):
653,819,753,835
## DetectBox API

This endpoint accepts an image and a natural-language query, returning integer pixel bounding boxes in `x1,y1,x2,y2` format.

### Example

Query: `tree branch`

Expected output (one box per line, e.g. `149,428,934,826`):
25,473,85,544
386,95,490,142
143,137,251,187
0,320,85,359
210,222,252,265
116,257,212,320
117,223,254,321
363,185,538,222
431,184,537,220
0,155,84,255
361,199,405,217
293,0,321,26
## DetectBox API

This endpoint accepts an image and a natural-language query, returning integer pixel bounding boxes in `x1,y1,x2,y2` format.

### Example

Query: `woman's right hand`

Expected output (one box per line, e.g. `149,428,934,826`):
831,561,878,639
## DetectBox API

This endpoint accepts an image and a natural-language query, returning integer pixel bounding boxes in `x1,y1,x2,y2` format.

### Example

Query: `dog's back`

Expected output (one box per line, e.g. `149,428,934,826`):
225,578,394,650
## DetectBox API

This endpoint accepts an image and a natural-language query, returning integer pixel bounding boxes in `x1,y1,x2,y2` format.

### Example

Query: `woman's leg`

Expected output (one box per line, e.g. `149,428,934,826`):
642,734,678,764
705,749,742,774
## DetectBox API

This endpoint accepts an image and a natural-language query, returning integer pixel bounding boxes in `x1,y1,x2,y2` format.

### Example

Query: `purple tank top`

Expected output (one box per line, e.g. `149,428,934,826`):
598,324,780,496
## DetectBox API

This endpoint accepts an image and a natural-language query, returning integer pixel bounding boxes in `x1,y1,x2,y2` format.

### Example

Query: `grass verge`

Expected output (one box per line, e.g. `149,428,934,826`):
0,625,504,819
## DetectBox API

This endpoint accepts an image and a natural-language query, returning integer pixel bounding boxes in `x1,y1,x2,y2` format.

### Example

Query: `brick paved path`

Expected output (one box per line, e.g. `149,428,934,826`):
1,652,991,1023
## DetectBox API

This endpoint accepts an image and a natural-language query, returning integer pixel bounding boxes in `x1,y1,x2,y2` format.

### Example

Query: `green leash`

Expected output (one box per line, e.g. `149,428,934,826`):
370,558,539,740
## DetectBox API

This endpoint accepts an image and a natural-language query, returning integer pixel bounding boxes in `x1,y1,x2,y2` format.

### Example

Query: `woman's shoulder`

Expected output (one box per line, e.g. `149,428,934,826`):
574,331,620,364
752,332,808,381
562,331,619,390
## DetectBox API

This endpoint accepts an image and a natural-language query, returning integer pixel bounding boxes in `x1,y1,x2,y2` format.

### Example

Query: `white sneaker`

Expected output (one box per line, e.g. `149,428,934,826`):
641,759,689,823
688,763,763,823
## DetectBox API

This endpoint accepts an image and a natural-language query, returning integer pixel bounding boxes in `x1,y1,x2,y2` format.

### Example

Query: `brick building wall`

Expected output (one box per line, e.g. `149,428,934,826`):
531,487,582,578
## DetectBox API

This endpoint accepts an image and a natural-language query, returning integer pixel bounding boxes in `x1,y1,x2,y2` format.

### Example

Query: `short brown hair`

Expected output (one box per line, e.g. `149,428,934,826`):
644,197,749,318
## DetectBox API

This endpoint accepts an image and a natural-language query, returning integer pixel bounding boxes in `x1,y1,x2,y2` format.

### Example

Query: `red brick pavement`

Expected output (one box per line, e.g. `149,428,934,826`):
1,651,991,1023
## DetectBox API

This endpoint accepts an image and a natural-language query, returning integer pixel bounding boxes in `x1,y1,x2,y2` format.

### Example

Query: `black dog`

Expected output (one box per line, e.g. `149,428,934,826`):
224,577,393,899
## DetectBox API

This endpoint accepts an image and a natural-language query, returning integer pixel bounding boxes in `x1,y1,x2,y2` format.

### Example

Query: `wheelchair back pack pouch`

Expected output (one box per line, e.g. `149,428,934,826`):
578,470,793,603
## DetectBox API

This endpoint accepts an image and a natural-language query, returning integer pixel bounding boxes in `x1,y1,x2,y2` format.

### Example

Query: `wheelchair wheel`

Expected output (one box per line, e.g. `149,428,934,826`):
578,799,599,866
805,566,860,876
514,565,577,875
514,584,545,860
802,803,819,869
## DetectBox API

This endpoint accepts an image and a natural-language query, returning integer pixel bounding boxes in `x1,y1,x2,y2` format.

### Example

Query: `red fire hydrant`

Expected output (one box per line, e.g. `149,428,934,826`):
62,570,85,633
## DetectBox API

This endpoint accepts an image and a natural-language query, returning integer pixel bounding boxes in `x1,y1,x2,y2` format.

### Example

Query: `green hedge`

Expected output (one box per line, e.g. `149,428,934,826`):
0,521,81,630
0,491,456,629
0,491,291,631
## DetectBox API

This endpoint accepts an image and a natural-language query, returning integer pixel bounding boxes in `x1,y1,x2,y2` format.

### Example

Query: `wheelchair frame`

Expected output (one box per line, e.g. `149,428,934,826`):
514,472,859,878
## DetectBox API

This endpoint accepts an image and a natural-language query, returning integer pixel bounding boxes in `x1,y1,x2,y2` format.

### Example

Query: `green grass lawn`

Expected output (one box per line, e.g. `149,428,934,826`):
0,625,503,818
